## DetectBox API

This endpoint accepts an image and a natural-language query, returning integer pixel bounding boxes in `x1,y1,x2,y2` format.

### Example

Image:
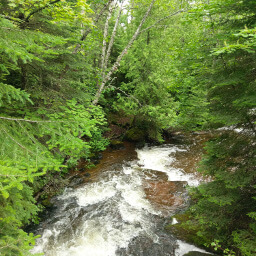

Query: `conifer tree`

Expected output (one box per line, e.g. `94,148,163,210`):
179,1,256,254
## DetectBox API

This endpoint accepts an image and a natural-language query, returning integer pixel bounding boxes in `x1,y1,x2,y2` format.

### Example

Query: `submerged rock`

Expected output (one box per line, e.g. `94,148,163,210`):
78,167,85,172
84,172,91,177
110,140,125,149
41,198,54,208
144,180,188,214
135,167,169,181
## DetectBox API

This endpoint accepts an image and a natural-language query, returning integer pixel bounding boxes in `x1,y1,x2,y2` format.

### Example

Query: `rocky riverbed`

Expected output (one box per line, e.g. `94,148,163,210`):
30,133,214,256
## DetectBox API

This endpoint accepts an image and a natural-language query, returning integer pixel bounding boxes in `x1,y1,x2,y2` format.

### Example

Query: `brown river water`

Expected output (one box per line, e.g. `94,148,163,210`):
31,133,213,256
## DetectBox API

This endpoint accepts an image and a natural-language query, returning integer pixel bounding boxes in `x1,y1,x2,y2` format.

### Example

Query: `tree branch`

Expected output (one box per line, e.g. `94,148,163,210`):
80,0,114,42
140,9,186,34
0,14,23,23
24,0,61,22
72,0,114,54
0,116,66,123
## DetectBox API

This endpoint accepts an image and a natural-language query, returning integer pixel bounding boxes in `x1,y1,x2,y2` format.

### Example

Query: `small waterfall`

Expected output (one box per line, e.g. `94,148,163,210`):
31,142,211,256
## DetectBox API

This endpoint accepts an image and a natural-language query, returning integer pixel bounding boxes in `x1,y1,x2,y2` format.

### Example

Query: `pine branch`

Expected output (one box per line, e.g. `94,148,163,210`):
17,121,38,145
107,85,142,107
0,116,66,123
24,0,61,22
1,127,35,155
0,14,23,23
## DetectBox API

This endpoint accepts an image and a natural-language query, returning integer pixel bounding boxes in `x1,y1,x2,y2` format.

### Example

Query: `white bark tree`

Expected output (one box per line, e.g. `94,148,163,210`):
103,3,123,77
93,0,157,105
92,0,188,105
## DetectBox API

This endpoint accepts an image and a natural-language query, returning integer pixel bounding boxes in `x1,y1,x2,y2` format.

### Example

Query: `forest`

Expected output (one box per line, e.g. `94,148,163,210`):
0,0,255,255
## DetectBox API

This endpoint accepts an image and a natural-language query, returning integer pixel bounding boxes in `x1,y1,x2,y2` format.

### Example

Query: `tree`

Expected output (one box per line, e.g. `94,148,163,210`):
179,1,256,255
0,1,109,254
92,0,157,105
100,0,206,141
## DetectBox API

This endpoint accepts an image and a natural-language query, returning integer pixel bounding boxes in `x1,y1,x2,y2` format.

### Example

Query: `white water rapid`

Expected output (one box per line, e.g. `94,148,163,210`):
31,143,211,256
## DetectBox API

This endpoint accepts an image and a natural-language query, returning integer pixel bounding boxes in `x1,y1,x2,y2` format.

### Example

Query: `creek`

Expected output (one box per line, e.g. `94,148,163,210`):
31,133,213,256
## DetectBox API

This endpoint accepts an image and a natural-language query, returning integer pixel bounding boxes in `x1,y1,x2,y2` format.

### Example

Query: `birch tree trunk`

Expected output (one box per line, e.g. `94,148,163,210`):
93,0,157,105
73,0,114,54
103,4,123,77
100,5,114,81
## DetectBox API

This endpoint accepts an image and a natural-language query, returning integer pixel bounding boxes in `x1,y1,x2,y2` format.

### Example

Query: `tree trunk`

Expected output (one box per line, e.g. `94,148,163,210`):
100,5,114,81
103,4,123,76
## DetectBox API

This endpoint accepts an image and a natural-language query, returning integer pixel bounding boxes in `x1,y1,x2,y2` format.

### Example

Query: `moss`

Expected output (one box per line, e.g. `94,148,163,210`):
110,140,125,149
148,127,164,142
165,213,207,248
41,198,53,208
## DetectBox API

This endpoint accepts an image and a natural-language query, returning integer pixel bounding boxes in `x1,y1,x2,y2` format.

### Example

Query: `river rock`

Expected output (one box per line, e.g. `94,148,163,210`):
68,176,84,188
110,140,125,149
143,180,188,213
183,251,212,256
116,233,176,256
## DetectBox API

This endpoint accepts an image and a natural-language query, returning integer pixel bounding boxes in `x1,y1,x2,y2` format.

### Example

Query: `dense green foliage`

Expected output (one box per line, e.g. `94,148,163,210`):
0,0,108,254
104,0,201,140
189,132,256,255
174,1,256,255
0,0,255,255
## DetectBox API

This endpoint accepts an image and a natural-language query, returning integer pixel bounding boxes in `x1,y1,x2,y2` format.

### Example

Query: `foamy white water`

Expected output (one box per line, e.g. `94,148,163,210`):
176,240,212,256
137,144,200,186
31,143,209,256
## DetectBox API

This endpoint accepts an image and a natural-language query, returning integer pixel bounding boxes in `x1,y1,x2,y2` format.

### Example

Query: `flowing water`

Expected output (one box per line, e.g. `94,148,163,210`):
31,135,212,256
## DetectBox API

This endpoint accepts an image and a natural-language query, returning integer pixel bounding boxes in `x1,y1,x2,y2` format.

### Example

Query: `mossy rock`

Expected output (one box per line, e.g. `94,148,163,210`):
165,213,207,248
41,198,53,208
125,127,146,142
110,140,125,149
89,152,103,163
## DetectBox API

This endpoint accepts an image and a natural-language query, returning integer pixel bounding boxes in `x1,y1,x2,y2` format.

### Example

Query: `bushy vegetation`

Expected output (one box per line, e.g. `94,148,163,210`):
169,1,256,255
0,0,108,254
